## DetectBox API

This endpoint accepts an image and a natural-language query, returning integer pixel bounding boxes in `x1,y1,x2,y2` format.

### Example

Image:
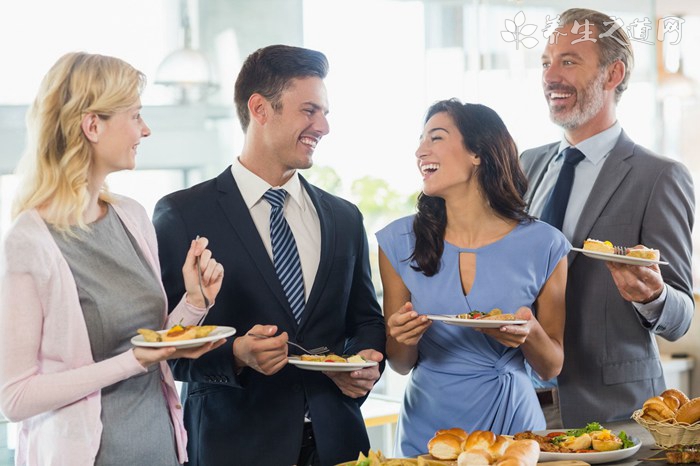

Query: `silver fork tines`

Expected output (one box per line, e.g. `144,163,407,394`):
248,333,329,355
614,245,628,255
195,235,210,309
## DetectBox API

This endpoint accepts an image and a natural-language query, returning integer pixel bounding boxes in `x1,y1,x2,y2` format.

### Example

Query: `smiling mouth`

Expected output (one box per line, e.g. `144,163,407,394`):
420,163,439,175
549,92,573,100
300,136,318,149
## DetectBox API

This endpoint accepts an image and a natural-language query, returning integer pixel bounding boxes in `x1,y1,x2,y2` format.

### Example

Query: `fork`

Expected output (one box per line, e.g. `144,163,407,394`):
614,245,628,256
195,235,210,309
248,333,329,355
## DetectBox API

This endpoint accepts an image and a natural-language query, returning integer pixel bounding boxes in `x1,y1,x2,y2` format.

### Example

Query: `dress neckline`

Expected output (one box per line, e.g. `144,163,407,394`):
444,221,524,253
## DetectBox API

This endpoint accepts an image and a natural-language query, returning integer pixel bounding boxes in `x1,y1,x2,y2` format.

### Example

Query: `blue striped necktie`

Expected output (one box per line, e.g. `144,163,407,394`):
263,189,305,323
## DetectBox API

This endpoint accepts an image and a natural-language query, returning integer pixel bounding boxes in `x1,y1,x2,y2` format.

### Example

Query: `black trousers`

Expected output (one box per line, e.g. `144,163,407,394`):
296,422,320,466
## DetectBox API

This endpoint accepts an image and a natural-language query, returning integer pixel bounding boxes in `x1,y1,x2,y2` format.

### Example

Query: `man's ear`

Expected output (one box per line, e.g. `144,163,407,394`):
81,112,101,143
605,60,625,91
248,93,269,125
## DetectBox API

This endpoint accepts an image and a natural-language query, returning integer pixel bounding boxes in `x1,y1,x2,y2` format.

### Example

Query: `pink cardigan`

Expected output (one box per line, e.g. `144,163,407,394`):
0,195,207,465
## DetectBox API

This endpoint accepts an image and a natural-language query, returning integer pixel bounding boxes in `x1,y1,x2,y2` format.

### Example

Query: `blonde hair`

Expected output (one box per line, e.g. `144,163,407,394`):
12,52,146,231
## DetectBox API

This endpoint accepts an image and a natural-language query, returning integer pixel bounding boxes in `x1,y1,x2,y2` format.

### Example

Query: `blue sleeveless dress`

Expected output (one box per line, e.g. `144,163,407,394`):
376,217,570,457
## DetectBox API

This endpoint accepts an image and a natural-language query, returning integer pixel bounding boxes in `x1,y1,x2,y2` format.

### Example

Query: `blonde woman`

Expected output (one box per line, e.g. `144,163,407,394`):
0,52,225,466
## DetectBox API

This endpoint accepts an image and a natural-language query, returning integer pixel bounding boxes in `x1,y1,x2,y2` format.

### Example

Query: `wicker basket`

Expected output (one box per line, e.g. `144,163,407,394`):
632,409,700,448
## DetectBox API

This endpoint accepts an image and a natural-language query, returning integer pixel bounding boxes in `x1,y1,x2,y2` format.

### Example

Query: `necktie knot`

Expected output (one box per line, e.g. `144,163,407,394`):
263,189,287,209
562,147,585,166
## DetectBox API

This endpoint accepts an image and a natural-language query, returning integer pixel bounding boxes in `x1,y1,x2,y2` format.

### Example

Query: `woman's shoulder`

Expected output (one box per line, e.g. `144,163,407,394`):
110,193,146,213
516,219,569,247
109,193,150,224
2,210,57,271
377,214,415,236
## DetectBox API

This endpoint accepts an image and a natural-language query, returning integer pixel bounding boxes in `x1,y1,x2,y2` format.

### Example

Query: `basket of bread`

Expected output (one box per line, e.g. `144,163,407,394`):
632,388,700,449
427,428,539,466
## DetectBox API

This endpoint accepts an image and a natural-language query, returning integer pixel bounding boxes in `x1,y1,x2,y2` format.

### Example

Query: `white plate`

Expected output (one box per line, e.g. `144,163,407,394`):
130,326,236,349
571,247,668,266
425,314,527,328
535,430,642,465
287,357,378,372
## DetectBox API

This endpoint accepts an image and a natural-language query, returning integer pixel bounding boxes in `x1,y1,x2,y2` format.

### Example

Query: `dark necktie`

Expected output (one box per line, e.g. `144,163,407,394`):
540,147,586,231
263,189,305,323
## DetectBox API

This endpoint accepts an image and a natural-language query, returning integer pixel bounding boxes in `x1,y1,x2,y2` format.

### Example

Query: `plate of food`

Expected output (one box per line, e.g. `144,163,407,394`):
572,238,667,266
516,423,641,465
426,309,526,328
131,325,236,349
288,354,378,372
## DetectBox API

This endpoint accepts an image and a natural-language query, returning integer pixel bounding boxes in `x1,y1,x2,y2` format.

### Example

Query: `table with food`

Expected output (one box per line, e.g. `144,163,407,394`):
338,387,700,466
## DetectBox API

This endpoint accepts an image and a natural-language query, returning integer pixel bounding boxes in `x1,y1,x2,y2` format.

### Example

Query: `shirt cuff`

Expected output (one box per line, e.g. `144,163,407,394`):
633,284,668,324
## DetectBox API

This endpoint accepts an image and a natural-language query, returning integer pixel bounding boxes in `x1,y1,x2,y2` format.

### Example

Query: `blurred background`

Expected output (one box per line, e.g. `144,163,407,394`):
1,0,699,460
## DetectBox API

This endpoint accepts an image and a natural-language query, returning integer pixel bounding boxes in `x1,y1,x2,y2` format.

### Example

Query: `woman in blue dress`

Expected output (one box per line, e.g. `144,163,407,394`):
376,99,570,457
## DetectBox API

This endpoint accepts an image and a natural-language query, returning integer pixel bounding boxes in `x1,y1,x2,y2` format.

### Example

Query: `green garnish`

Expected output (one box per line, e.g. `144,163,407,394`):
551,435,568,445
566,422,604,437
618,431,635,449
357,460,370,466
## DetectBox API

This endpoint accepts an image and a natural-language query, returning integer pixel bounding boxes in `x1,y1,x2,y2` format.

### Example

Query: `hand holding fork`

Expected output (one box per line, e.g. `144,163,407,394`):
185,236,223,309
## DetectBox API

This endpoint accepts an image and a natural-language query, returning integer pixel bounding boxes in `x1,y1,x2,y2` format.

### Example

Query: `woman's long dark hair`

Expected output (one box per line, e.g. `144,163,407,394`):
410,99,533,276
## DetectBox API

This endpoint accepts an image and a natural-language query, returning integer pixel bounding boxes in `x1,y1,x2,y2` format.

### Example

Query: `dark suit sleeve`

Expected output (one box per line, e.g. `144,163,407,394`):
153,194,243,387
342,208,387,369
642,161,695,340
153,196,191,313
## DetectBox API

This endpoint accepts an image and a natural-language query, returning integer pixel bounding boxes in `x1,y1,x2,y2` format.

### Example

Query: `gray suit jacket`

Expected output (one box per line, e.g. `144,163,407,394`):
521,130,695,426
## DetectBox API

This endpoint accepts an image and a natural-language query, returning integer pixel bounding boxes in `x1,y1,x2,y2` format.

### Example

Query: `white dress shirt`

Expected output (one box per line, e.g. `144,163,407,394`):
231,159,321,301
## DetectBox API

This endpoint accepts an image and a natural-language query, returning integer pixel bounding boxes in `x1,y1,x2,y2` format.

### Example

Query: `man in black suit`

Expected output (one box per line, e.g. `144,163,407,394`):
521,8,694,427
153,44,386,466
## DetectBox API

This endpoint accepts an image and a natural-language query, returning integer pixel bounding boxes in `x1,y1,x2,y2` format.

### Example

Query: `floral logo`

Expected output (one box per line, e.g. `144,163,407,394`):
501,11,539,49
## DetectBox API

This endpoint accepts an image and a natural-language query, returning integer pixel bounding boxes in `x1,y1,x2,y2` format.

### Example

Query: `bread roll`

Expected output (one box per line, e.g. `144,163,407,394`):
428,433,463,460
675,397,700,424
488,436,514,458
643,396,676,421
662,389,690,407
464,430,497,451
493,439,539,466
583,238,614,254
662,394,681,412
457,449,493,466
436,427,469,443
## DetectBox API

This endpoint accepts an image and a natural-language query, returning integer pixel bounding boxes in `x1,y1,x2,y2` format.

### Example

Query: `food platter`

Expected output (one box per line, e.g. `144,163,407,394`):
130,326,236,349
287,357,378,372
426,314,527,328
534,430,642,465
571,248,668,266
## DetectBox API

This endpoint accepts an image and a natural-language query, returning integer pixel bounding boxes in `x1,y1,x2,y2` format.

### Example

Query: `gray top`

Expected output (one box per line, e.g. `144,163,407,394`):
50,205,179,466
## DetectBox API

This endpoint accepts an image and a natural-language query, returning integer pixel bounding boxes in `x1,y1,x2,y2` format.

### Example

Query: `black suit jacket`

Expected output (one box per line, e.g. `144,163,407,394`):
521,131,694,426
153,167,386,466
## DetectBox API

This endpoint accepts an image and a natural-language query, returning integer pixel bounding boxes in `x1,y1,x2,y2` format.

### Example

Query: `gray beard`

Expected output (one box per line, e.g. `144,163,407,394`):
549,72,607,130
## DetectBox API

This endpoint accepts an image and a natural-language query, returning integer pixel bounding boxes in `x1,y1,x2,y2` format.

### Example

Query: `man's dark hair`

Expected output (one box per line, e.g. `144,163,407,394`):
234,44,329,131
